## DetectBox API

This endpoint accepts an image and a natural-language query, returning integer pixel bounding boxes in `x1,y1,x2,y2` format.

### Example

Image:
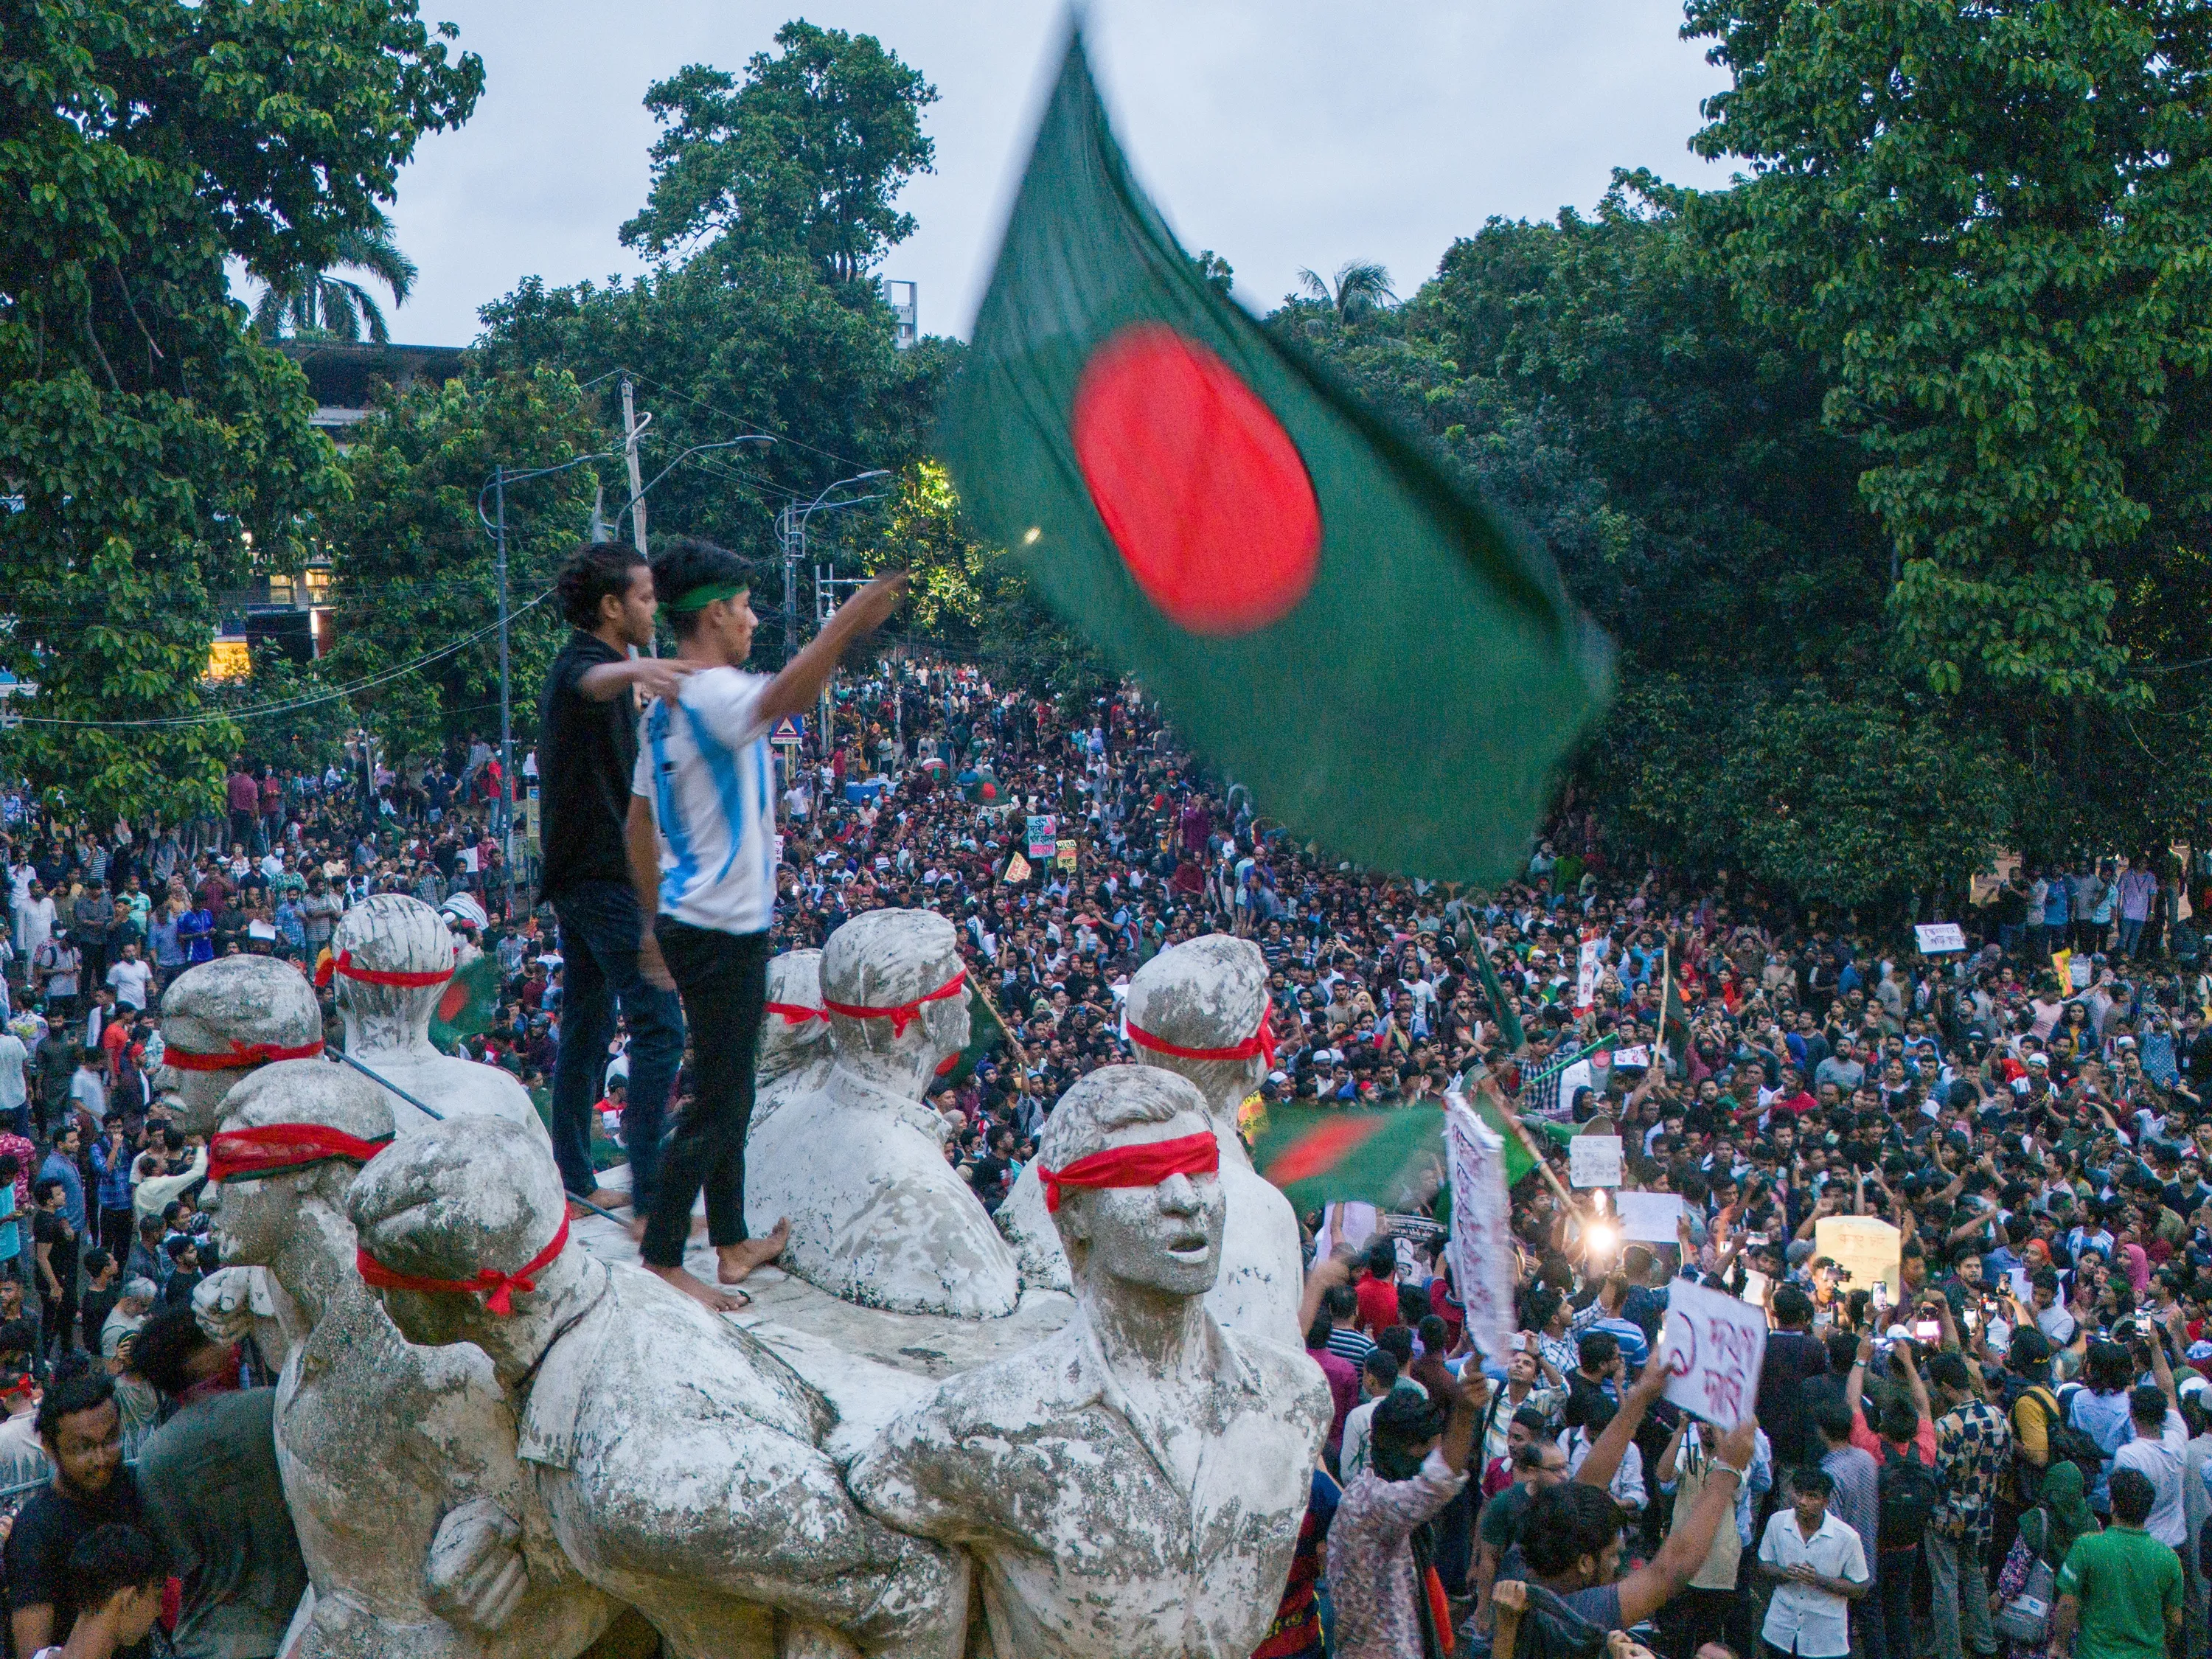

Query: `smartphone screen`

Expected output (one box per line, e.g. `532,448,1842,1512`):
1912,1320,1939,1341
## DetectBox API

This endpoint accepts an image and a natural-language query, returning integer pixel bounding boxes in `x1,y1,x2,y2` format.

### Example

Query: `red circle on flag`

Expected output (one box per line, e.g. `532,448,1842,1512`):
1071,323,1320,635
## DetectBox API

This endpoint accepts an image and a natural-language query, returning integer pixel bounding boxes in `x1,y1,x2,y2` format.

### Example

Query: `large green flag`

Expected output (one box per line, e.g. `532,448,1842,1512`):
429,953,501,1054
944,32,1613,883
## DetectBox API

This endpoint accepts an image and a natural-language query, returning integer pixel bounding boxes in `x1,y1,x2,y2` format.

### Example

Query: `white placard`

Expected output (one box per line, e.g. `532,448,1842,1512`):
1569,1135,1624,1189
1615,1191,1685,1244
1612,1045,1652,1069
1738,1269,1773,1313
1317,1201,1380,1258
1576,937,1604,1010
1654,1276,1769,1426
1915,922,1967,954
1815,1216,1903,1304
1444,1095,1518,1365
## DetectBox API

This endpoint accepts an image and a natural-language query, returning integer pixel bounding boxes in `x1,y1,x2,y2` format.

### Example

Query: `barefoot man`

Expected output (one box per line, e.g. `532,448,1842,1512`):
625,534,907,1310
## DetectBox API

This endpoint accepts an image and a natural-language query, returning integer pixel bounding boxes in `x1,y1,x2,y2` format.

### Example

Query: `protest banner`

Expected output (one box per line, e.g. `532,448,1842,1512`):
1576,936,1603,1010
1655,1277,1769,1425
1614,1191,1684,1245
1569,1134,1623,1189
1056,837,1079,870
1611,1045,1652,1069
1026,814,1057,858
1815,1215,1903,1304
1444,1094,1517,1363
1914,922,1966,953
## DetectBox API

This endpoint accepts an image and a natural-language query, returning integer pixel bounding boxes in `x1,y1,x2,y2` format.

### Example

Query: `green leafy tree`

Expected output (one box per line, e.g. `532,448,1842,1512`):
206,654,357,776
250,215,420,342
1295,260,1397,324
1669,0,2212,707
620,21,938,284
319,368,605,758
1192,249,1235,301
0,0,481,821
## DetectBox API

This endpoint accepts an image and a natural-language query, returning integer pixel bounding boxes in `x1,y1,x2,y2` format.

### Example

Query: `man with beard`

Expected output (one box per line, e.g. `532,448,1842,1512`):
4,1371,151,1658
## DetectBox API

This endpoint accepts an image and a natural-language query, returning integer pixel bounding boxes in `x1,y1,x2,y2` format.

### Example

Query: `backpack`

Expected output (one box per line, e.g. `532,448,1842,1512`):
2026,1388,2111,1492
1877,1441,1940,1551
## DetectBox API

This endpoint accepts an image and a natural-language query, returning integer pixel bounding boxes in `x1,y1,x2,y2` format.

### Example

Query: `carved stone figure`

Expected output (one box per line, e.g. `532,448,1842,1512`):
849,1065,1329,1658
158,956,326,1133
744,911,1019,1318
199,1060,620,1659
350,1114,970,1659
745,950,832,1138
1001,936,1304,1345
324,894,545,1144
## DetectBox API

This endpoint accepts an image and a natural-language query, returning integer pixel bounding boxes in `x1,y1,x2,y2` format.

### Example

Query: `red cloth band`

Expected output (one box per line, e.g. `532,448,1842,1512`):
1126,1008,1276,1071
315,949,453,990
1037,1130,1220,1212
209,1124,393,1185
0,1374,34,1399
765,1002,828,1026
356,1214,568,1317
164,1038,326,1074
821,967,967,1037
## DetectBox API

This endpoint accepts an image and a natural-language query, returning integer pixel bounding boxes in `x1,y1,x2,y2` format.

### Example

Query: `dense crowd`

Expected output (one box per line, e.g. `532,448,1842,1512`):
0,644,2203,1659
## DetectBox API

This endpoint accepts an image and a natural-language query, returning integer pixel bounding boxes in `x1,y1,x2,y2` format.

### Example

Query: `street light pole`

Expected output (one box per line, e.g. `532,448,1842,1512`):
494,463,515,922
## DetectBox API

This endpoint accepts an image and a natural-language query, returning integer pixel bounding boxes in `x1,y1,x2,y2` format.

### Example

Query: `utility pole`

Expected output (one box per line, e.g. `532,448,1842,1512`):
494,463,515,922
779,504,801,669
621,378,655,658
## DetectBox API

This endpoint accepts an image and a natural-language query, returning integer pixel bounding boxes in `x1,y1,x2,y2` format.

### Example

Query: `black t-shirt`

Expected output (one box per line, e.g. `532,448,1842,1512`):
4,1471,153,1655
538,631,639,900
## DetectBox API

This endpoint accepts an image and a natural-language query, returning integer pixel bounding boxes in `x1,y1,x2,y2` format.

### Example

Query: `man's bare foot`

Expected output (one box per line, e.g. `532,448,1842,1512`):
717,1217,790,1286
644,1262,749,1312
583,1186,630,1210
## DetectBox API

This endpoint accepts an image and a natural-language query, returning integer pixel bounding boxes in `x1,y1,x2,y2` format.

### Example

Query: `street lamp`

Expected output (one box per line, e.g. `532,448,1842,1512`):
776,471,890,764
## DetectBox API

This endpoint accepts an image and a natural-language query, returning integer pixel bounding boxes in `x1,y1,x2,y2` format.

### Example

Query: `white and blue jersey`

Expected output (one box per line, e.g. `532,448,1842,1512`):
630,667,776,935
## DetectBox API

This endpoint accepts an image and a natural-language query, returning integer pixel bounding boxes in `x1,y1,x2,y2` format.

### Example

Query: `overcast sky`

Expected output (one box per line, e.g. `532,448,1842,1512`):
360,1,1736,347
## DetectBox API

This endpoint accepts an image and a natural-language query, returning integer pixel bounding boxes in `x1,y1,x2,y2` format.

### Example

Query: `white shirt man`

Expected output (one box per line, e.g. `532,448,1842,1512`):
105,953,152,1012
633,667,776,934
2113,1401,2191,1547
0,1029,25,1120
1757,1482,1870,1659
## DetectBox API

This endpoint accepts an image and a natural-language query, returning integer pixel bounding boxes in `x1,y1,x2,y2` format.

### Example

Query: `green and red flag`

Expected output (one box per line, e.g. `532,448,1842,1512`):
942,32,1613,883
429,953,501,1054
1250,1105,1450,1213
933,987,1005,1087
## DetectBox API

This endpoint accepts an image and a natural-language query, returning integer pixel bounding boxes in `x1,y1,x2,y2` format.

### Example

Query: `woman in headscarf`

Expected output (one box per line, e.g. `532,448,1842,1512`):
1992,1457,2096,1658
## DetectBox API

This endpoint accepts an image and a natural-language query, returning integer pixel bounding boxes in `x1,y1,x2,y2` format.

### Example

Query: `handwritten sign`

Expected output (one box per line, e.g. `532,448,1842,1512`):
1815,1215,1902,1304
1444,1095,1518,1364
1569,1134,1624,1189
1056,837,1079,871
1655,1277,1768,1426
1615,1191,1684,1244
1026,815,1057,858
1612,1045,1652,1069
1576,937,1604,1010
1914,922,1966,954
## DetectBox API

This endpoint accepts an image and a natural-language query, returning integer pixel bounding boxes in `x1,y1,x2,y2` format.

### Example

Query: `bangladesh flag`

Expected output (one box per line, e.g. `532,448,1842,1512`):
1251,1106,1447,1214
933,987,1005,1086
429,953,501,1054
942,32,1613,883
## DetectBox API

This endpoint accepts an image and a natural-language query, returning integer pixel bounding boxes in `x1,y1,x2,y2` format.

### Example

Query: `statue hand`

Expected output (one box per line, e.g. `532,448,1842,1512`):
424,1498,527,1633
192,1267,258,1345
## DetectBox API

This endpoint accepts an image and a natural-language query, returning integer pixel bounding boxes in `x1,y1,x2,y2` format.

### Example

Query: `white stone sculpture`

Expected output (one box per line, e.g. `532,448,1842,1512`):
745,911,1020,1319
746,950,832,1138
848,1065,1330,1658
324,894,546,1144
199,1060,622,1659
349,1115,969,1659
158,956,327,1133
1001,936,1305,1346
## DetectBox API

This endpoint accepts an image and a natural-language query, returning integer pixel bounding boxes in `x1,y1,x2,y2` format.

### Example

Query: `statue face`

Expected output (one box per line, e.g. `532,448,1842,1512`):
374,1284,477,1350
1065,1111,1225,1298
201,1164,303,1266
165,1068,243,1135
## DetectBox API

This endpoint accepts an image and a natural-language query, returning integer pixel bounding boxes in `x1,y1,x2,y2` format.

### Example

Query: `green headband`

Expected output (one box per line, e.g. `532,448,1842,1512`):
667,581,748,614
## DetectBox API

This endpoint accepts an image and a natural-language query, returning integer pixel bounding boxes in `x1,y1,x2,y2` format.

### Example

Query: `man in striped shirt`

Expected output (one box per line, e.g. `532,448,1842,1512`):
626,536,906,1311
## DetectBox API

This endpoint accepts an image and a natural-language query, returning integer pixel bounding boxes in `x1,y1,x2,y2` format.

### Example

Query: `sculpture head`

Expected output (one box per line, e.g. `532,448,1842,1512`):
1124,936,1273,1115
157,958,324,1132
202,1060,393,1270
1039,1065,1224,1300
761,949,830,1082
322,894,456,1040
820,909,970,1077
347,1115,581,1365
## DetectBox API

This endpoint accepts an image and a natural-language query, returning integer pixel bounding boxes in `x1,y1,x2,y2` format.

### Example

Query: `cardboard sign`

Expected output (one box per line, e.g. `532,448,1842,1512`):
1615,1191,1685,1244
1655,1276,1768,1426
1026,815,1057,858
1056,838,1078,871
1317,1201,1381,1257
1004,852,1032,883
1576,936,1604,1010
1914,922,1966,954
1444,1096,1518,1365
1612,1045,1652,1069
1569,1134,1624,1189
1815,1215,1903,1304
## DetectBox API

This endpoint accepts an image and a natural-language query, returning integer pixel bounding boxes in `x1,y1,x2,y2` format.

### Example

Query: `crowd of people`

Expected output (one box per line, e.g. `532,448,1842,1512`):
0,542,2205,1659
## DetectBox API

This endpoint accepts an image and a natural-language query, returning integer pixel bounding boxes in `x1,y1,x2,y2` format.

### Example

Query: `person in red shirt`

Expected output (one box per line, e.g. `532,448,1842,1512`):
1353,1237,1402,1337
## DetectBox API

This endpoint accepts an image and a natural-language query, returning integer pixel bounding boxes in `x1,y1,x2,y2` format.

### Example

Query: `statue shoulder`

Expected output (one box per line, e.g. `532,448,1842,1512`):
1224,1329,1335,1425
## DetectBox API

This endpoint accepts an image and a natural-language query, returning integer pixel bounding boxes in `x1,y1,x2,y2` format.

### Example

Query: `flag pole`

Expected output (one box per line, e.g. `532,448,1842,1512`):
969,978,1032,1070
1472,1068,1575,1208
1655,942,1672,1079
1472,942,1527,1054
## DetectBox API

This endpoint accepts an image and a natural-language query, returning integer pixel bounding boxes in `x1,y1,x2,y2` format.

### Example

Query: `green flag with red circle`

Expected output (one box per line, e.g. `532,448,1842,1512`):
942,31,1613,883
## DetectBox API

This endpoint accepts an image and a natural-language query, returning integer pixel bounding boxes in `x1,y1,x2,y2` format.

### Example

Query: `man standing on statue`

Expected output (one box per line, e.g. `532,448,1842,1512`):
627,535,906,1310
538,543,692,1227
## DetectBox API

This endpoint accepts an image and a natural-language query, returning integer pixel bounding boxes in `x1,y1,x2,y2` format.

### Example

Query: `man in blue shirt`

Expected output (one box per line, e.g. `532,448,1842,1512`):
39,1123,84,1235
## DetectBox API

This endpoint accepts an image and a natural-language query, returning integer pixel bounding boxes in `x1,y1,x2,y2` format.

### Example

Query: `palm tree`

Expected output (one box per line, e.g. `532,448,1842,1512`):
1296,259,1397,324
251,217,419,343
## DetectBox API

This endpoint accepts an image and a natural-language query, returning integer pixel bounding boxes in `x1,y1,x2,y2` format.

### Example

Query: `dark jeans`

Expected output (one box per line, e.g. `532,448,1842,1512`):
549,881,684,1211
98,1203,133,1261
1867,1545,1919,1659
641,919,768,1270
